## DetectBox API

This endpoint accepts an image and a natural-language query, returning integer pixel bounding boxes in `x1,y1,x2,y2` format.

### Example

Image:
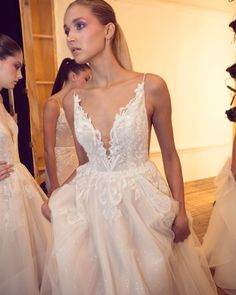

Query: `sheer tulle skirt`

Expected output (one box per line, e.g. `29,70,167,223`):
202,158,236,295
0,163,51,295
42,161,217,295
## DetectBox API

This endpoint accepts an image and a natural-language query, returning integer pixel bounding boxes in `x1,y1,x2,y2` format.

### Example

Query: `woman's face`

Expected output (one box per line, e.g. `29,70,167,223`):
69,68,92,88
0,51,23,90
64,4,106,64
75,69,92,87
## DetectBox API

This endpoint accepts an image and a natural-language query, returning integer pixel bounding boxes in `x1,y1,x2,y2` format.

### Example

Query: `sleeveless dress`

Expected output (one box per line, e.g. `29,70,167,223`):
43,77,217,295
202,158,236,295
45,106,78,191
0,103,51,295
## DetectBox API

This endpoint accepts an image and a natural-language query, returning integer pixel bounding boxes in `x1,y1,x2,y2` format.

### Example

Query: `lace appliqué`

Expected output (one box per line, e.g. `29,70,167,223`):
67,78,178,226
0,172,26,232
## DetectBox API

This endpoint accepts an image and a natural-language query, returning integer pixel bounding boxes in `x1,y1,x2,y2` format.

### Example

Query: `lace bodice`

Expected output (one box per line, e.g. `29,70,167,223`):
56,108,75,148
0,104,20,164
74,79,149,171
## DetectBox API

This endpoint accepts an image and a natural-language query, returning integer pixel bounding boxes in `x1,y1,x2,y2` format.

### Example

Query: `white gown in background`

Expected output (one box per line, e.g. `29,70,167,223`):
202,158,236,295
0,103,50,295
42,77,217,295
45,107,78,191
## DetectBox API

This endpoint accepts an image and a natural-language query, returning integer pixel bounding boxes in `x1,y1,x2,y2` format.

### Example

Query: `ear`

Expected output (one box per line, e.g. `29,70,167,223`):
104,22,115,40
69,72,78,82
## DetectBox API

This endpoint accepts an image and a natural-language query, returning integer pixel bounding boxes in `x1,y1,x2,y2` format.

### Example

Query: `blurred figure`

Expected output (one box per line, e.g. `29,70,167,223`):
43,58,91,195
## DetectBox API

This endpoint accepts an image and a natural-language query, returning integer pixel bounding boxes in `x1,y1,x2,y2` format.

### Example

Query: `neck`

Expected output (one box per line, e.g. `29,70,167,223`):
56,82,73,104
87,47,128,88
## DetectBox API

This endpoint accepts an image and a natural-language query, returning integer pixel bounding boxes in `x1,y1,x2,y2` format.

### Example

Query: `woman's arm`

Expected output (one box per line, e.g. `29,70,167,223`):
43,98,60,195
146,74,190,242
41,91,88,222
63,90,89,166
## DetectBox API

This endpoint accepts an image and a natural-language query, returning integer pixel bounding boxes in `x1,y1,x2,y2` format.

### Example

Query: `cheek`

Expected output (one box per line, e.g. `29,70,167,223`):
6,65,16,77
78,77,86,86
84,28,105,47
2,65,13,80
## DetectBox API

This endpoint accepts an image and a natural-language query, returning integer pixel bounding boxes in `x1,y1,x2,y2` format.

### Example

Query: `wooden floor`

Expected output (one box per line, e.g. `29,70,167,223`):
184,177,227,295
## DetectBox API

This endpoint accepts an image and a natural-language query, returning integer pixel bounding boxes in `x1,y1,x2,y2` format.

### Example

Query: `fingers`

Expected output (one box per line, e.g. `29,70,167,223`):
41,200,52,222
173,229,190,243
13,113,18,123
172,216,191,243
0,162,14,181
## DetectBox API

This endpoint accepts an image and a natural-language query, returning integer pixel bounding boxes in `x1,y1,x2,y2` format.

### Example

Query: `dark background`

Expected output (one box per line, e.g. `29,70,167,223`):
0,0,34,175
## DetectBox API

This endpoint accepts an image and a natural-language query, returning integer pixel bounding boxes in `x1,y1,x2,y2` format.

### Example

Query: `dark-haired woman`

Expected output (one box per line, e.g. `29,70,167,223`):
43,58,91,195
0,33,50,295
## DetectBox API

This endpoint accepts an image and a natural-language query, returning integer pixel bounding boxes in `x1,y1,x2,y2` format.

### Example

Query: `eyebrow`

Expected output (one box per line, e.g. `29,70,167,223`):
64,17,86,30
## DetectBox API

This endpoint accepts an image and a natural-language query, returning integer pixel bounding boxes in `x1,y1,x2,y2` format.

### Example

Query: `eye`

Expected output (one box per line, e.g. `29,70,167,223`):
15,63,22,70
75,21,86,30
64,28,70,36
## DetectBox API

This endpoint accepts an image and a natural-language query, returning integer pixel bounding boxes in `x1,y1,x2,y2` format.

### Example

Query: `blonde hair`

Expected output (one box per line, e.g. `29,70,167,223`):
67,0,133,70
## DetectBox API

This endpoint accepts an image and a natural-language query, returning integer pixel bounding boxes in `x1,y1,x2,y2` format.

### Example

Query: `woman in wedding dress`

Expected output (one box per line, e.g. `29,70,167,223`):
202,134,236,295
41,1,218,294
0,33,50,295
43,58,91,195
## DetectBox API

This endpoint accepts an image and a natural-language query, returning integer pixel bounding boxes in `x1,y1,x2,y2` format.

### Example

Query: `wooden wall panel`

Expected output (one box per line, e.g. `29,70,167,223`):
19,0,57,184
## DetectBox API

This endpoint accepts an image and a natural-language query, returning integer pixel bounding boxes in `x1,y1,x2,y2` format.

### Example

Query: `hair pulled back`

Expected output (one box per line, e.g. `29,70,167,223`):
51,58,90,95
0,33,22,60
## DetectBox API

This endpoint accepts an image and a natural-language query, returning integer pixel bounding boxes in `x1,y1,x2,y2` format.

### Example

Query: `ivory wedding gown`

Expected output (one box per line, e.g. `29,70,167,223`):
202,158,236,295
0,103,50,295
42,76,218,295
45,106,78,191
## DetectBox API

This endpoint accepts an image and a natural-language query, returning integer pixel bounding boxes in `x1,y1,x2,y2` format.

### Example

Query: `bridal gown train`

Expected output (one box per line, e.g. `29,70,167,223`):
42,76,218,295
0,103,50,295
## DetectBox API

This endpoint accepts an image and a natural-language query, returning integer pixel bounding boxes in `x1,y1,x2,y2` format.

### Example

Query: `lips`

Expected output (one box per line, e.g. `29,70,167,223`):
71,47,81,56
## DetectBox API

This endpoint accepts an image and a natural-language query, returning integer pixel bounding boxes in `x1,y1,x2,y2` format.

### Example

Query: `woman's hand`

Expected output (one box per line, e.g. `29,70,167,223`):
172,212,190,243
0,161,13,181
41,199,52,222
12,113,18,123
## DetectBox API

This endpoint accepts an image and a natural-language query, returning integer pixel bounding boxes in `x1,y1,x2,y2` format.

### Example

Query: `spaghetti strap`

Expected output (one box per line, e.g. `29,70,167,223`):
142,73,146,83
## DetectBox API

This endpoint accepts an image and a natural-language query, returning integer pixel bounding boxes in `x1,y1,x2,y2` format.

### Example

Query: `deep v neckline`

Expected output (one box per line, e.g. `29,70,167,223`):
76,81,144,159
0,105,15,144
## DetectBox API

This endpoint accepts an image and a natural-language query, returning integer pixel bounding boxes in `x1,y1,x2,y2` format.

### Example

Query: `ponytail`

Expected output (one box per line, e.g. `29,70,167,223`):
113,24,133,71
51,58,72,95
51,58,90,95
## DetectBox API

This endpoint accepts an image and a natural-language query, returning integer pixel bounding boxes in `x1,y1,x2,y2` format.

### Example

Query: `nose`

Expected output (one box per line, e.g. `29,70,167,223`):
67,29,76,43
17,69,23,80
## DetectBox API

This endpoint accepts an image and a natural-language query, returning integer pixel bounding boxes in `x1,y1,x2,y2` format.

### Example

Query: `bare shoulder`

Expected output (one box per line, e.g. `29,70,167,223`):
144,73,171,110
145,73,168,97
44,94,60,113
